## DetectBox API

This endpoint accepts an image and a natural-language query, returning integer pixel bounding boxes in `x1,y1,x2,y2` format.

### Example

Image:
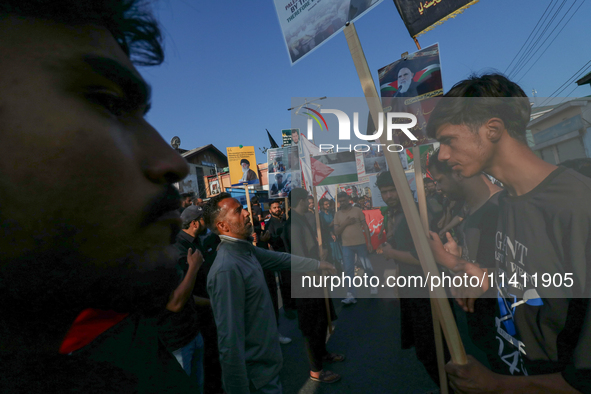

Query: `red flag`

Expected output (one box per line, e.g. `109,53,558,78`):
363,209,385,250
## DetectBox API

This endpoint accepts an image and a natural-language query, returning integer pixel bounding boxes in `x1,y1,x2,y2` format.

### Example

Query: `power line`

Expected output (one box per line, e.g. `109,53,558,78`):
514,0,583,80
504,0,555,75
538,60,591,107
509,0,568,78
504,0,556,76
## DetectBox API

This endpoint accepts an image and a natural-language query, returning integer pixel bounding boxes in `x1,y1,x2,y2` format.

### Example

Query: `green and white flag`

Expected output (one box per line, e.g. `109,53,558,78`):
311,152,358,186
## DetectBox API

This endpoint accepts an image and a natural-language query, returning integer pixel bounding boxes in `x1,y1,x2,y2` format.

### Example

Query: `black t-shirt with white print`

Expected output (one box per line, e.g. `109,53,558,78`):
457,192,500,360
493,167,591,392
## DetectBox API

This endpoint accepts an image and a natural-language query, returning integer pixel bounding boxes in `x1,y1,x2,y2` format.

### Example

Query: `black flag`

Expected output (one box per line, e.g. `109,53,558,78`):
393,0,479,38
266,129,279,149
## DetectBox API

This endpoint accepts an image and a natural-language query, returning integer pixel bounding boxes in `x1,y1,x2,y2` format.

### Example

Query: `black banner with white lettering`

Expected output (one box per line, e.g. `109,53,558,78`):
393,0,478,37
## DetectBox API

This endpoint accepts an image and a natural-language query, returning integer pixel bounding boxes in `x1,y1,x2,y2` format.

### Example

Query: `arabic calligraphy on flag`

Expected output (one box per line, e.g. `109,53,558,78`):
363,209,385,250
393,0,480,38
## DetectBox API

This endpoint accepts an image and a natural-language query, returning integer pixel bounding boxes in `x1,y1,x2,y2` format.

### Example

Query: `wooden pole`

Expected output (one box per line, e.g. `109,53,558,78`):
344,22,466,365
314,186,334,339
414,147,429,232
244,184,255,245
409,36,449,392
285,197,289,219
414,146,449,393
216,167,223,194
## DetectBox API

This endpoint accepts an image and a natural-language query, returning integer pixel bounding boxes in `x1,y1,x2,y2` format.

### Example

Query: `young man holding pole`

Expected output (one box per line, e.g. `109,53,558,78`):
374,171,450,389
427,148,505,374
427,74,591,393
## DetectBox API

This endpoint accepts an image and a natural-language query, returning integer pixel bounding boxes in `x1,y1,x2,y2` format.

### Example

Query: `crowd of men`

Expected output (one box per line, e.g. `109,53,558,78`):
1,1,590,393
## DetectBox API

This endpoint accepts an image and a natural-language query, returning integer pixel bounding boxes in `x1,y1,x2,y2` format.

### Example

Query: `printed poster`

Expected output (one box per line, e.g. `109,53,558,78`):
267,146,302,198
273,0,384,65
227,146,259,186
282,128,298,146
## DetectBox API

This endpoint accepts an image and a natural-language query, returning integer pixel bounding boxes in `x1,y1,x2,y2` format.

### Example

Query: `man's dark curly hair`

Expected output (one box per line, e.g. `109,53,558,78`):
0,0,164,66
426,74,530,144
375,171,395,190
203,192,232,234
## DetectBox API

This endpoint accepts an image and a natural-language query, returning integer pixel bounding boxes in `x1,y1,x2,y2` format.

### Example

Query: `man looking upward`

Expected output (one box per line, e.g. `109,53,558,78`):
204,193,335,394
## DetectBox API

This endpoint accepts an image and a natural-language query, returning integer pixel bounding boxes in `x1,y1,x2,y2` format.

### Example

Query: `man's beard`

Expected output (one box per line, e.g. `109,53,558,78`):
0,225,179,319
0,184,182,318
229,220,252,239
399,79,411,93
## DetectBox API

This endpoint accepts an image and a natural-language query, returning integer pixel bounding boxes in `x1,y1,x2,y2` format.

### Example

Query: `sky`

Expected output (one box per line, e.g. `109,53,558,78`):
139,0,591,165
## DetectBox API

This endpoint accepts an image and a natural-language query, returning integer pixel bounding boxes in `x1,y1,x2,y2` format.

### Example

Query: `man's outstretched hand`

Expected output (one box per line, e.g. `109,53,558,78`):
318,261,337,275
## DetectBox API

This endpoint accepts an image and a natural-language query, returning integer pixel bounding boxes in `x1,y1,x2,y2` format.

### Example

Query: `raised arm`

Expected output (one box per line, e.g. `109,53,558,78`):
166,248,203,312
253,247,319,272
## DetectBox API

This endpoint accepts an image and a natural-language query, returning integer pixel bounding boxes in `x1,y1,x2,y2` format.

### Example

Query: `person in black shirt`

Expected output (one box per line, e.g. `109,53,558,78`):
427,73,591,393
427,148,504,373
375,171,450,389
175,206,224,394
283,188,344,384
161,205,205,389
254,199,292,344
424,178,444,232
265,199,296,315
251,196,263,223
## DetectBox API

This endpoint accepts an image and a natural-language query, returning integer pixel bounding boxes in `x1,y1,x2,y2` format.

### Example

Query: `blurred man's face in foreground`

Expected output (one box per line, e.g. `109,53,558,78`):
0,18,189,314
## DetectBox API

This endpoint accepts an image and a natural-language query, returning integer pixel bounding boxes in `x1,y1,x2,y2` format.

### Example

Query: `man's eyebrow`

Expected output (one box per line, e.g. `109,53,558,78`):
80,55,152,114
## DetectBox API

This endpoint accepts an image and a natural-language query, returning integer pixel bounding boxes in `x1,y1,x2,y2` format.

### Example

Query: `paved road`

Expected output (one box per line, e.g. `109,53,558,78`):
274,257,489,394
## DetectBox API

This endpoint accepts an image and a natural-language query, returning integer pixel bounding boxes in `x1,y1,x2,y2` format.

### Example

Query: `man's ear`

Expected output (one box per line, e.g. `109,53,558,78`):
484,118,505,142
216,220,227,234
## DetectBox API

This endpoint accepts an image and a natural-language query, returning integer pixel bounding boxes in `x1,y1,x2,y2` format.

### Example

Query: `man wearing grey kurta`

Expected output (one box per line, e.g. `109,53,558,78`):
204,193,335,394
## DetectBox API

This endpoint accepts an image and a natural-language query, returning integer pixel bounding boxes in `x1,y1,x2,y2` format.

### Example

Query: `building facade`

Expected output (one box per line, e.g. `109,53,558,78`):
528,99,591,165
174,144,228,198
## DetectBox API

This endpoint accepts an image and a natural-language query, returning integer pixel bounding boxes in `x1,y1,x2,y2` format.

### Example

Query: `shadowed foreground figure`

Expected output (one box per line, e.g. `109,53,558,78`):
0,1,201,392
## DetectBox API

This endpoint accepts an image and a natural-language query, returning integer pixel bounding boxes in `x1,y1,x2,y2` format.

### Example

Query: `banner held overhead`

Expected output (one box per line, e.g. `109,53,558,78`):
393,0,480,38
273,0,384,65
